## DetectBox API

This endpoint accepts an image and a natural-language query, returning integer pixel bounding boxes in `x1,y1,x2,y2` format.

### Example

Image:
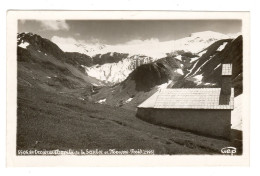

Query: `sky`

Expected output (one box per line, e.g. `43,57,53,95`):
18,20,242,45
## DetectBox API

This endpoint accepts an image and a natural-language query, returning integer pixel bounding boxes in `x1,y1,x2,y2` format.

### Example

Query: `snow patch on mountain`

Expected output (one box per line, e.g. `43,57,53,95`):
203,82,216,86
190,57,199,63
186,60,200,77
157,80,172,90
175,55,182,61
97,98,106,104
193,74,204,85
214,64,221,70
198,50,207,57
175,68,184,75
84,58,133,84
18,42,30,49
125,98,133,103
216,42,228,51
190,56,213,77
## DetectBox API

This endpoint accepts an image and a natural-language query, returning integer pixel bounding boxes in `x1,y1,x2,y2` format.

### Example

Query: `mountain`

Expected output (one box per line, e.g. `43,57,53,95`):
17,32,105,100
91,56,186,109
92,35,243,110
172,36,243,96
18,32,66,61
68,31,238,85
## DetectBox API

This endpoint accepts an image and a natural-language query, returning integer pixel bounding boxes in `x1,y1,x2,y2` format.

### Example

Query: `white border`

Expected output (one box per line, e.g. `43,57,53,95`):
6,11,250,167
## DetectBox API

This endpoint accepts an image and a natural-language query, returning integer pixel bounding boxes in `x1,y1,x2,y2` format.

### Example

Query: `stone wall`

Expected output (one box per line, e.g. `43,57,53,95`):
136,108,231,139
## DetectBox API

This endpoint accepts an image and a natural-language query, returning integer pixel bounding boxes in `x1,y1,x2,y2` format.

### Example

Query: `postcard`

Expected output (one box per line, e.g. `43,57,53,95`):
6,11,250,166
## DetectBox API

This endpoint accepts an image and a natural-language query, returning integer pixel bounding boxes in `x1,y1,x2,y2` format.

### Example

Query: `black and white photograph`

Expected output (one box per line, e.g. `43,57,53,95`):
6,11,250,166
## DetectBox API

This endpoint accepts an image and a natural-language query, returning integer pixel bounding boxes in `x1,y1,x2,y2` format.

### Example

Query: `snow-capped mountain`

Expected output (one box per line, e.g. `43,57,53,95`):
52,31,238,59
60,31,238,85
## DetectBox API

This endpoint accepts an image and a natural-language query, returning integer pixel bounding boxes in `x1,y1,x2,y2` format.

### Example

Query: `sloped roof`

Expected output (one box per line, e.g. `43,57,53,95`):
222,64,232,76
138,88,234,110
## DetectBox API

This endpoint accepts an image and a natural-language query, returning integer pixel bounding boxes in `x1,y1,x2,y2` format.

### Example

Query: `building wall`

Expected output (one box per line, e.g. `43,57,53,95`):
136,108,231,139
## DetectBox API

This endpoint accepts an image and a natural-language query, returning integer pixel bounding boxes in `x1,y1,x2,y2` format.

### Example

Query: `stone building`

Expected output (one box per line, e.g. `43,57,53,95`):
136,64,234,139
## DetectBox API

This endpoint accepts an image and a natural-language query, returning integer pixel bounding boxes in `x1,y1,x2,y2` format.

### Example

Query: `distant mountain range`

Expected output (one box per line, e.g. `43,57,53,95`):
51,31,240,85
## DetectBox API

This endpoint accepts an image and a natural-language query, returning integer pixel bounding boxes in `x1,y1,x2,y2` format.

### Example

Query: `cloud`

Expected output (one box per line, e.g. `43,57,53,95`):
39,20,70,31
125,38,160,45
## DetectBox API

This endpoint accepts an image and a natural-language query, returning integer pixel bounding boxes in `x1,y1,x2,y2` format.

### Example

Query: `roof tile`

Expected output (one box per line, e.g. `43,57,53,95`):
138,88,234,110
